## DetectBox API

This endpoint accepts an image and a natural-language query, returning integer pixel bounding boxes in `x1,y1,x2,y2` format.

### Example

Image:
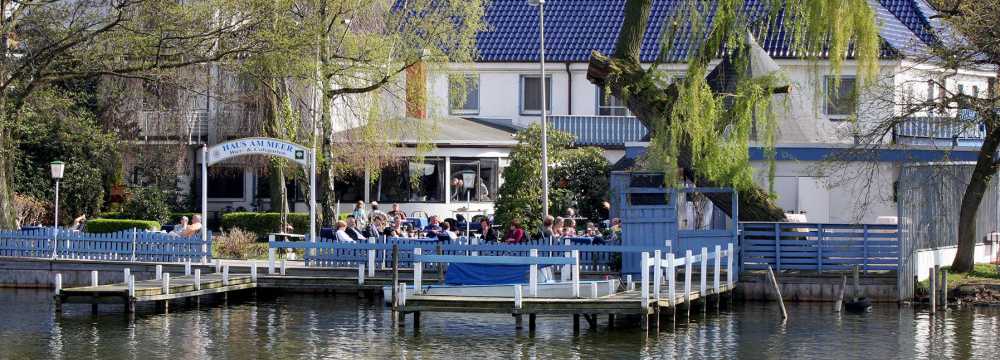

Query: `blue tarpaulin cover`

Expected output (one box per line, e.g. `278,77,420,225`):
444,263,530,285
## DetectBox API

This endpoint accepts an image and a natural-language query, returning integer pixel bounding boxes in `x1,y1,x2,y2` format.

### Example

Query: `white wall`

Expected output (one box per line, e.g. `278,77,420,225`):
914,242,1000,281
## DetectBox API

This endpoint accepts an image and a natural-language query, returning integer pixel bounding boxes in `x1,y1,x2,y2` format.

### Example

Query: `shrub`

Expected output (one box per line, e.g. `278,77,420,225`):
96,211,125,219
213,227,266,259
14,193,48,227
220,212,311,238
85,219,160,233
122,186,171,224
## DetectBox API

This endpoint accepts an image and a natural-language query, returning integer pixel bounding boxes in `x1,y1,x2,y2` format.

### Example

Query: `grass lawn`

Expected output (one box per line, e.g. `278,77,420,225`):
917,263,1000,292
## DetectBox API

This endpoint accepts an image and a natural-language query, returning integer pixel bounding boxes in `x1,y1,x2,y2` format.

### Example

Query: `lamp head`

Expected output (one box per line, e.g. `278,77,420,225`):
50,161,65,180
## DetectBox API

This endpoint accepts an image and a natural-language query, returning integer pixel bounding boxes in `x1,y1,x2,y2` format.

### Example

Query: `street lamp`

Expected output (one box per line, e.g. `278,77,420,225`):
528,0,550,234
50,161,64,258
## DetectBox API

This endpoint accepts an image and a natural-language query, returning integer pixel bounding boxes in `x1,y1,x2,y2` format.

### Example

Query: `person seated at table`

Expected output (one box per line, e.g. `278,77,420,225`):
502,219,526,243
439,222,458,240
585,222,606,244
334,221,355,242
423,215,442,234
387,203,407,222
540,215,555,241
364,216,385,238
170,216,189,236
478,218,499,242
345,216,365,240
383,217,405,237
180,215,204,237
564,208,577,218
69,214,87,232
553,216,564,235
562,218,577,237
369,201,387,224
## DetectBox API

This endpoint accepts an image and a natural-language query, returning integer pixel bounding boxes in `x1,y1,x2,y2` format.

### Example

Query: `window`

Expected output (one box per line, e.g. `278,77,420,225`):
255,176,305,203
334,173,366,202
597,86,630,116
449,75,479,115
370,158,446,203
208,168,244,199
449,158,499,202
520,75,552,115
824,76,856,119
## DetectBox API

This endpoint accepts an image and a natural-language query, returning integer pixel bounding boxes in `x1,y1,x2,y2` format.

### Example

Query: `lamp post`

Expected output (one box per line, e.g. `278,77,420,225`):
529,0,550,231
50,161,65,258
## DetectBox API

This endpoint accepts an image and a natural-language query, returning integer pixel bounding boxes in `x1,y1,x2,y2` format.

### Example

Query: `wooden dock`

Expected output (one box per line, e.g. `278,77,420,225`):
55,266,257,313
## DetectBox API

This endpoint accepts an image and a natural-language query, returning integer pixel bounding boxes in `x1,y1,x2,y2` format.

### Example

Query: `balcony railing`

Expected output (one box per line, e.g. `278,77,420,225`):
893,116,985,147
549,115,648,147
138,110,209,143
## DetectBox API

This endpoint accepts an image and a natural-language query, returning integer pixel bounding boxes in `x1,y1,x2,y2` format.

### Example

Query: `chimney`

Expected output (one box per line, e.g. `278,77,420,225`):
406,60,427,119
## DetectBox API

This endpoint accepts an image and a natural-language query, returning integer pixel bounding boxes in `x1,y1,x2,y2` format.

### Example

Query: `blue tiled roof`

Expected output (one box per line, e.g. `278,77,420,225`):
476,0,940,62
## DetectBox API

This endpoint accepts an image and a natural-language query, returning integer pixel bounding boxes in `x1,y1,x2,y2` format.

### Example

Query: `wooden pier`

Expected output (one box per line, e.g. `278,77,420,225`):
54,264,258,313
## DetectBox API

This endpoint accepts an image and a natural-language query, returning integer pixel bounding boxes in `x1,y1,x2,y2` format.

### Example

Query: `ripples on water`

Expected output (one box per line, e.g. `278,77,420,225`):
1,288,999,359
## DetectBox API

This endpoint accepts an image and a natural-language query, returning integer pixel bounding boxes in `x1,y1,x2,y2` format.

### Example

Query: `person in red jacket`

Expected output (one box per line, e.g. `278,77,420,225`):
503,219,526,243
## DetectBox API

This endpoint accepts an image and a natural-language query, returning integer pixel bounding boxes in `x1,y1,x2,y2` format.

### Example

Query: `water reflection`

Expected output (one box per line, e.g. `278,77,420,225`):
1,289,999,359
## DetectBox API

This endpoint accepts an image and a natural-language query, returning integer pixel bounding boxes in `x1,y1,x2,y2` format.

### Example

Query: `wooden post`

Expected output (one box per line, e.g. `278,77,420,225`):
123,268,131,284
667,253,676,308
162,273,171,296
572,250,580,297
640,252,649,309
155,264,163,280
727,243,735,288
391,244,400,312
835,274,846,312
250,262,258,282
222,265,230,286
514,284,523,309
185,262,192,276
714,245,721,297
215,261,222,273
367,237,376,277
929,267,936,314
626,274,633,291
194,269,202,291
940,268,948,308
573,314,581,333
700,247,708,306
684,250,693,317
591,282,599,299
767,265,787,319
358,264,365,286
280,260,286,276
268,248,276,274
529,314,537,332
653,250,662,303
91,270,99,287
127,275,136,313
529,249,538,297
54,273,63,313
853,265,862,300
413,248,423,292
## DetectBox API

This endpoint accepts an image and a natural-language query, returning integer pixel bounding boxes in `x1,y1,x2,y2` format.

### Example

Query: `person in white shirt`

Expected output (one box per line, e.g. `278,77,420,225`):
440,222,458,240
334,221,355,242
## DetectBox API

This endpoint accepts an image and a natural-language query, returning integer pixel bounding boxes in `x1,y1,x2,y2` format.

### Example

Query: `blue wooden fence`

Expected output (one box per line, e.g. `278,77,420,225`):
0,229,212,263
270,237,671,272
740,222,899,272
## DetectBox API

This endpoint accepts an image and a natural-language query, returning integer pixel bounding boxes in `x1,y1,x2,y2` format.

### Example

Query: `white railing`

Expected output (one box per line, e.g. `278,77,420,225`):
638,243,735,309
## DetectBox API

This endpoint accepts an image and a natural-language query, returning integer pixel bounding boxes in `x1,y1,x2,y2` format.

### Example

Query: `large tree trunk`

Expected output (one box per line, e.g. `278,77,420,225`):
0,130,16,229
587,2,786,221
317,2,337,227
952,123,1000,273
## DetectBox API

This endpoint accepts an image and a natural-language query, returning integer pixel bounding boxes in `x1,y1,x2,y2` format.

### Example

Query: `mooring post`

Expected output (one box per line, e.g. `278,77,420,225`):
572,250,581,298
573,314,581,333
413,248,423,292
767,265,787,320
222,265,230,286
250,262,258,283
653,250,662,304
640,252,649,309
194,269,202,291
127,275,136,313
391,244,400,314
358,264,365,286
514,284,523,309
367,237,376,277
529,313,537,332
667,253,676,308
714,245,721,299
155,264,163,280
941,268,948,308
54,273,63,313
215,260,222,273
626,274,634,291
398,282,407,327
185,262,192,276
684,250,693,318
280,260,286,276
268,248,276,274
835,274,846,312
91,270,99,287
123,268,131,284
529,249,538,297
929,267,936,314
701,247,708,312
162,273,170,295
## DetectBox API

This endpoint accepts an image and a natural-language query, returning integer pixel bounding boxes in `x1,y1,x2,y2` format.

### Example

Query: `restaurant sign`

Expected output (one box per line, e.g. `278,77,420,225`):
207,137,310,167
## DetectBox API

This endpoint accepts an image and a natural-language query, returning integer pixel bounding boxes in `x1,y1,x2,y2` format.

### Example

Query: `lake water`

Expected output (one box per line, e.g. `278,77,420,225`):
1,288,998,359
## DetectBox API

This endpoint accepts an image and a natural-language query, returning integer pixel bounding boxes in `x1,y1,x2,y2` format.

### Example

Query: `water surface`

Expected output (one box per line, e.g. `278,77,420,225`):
1,289,998,359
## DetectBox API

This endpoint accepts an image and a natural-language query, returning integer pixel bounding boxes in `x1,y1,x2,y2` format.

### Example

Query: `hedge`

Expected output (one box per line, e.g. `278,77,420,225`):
85,219,161,233
97,211,196,223
220,212,312,238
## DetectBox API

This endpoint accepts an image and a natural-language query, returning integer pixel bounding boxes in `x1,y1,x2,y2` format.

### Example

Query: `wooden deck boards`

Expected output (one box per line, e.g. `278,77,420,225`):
59,274,255,304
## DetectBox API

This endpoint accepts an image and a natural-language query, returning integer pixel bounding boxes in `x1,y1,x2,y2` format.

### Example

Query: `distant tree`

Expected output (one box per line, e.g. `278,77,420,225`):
552,147,611,223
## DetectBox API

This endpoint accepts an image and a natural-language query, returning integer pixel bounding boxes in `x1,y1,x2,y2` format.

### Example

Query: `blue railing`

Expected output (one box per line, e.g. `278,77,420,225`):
0,229,212,263
740,222,899,272
269,237,672,272
550,115,648,147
